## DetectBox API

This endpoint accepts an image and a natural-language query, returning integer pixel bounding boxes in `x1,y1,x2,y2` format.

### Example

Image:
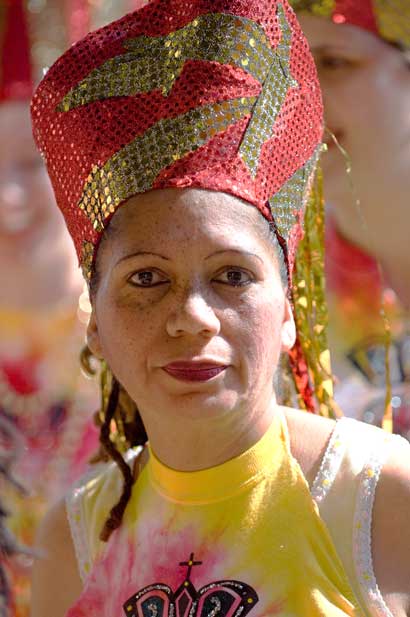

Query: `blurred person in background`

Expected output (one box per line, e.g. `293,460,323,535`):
290,0,410,438
0,1,145,615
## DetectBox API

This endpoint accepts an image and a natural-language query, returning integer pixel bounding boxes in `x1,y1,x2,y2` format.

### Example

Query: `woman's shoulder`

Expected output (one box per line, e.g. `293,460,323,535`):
282,406,408,487
31,499,83,617
283,406,336,486
65,447,144,580
284,406,410,615
66,447,143,519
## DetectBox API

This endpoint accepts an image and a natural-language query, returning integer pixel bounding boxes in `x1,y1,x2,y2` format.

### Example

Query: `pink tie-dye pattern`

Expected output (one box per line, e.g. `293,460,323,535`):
66,512,230,616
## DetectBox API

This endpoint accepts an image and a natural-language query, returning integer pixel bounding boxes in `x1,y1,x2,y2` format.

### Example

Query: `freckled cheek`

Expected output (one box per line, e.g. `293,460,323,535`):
224,297,283,372
341,74,390,131
97,302,163,385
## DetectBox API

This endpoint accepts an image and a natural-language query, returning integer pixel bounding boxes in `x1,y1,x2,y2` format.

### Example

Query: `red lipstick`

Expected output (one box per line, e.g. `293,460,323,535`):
163,362,228,383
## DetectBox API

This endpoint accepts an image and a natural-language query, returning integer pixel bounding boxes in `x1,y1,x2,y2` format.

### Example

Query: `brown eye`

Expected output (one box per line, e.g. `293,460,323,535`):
129,270,168,287
213,268,253,287
318,55,351,70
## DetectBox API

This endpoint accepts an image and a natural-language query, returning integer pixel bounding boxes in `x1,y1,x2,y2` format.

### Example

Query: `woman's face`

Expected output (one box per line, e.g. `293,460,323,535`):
0,101,55,238
298,15,410,234
88,188,295,428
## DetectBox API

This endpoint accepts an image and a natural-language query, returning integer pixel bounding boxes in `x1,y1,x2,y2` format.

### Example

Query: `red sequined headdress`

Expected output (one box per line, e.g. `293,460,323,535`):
290,0,410,47
31,0,323,281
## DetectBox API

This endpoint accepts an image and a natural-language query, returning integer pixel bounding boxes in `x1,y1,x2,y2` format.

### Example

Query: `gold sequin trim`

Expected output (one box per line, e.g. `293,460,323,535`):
78,96,256,232
239,4,298,177
57,13,274,111
269,147,320,240
81,240,95,281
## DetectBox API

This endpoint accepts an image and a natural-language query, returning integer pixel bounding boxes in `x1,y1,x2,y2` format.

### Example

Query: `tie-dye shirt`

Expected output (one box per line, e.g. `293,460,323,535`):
66,412,368,617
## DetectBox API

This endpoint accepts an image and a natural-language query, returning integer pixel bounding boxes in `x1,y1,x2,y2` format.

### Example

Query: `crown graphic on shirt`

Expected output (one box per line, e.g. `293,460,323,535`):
123,553,259,617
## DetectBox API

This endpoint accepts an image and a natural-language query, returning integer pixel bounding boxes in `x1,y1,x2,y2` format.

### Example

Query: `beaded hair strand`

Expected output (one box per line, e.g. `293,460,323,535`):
81,348,148,541
290,168,341,418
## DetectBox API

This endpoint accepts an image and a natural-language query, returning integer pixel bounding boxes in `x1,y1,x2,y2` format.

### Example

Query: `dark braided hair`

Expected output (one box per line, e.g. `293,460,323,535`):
81,347,148,542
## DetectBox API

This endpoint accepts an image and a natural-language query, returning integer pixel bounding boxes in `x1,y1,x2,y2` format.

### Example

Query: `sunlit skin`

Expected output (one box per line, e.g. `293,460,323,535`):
31,187,410,617
87,188,296,471
0,101,82,309
298,16,410,306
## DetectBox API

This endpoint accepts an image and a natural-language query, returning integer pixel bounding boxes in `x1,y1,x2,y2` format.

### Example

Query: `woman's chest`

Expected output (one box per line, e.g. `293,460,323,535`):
69,491,362,617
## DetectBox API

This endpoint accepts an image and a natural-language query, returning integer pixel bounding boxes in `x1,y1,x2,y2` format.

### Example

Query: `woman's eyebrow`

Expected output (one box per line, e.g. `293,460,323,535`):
311,44,350,54
206,249,264,264
115,251,171,266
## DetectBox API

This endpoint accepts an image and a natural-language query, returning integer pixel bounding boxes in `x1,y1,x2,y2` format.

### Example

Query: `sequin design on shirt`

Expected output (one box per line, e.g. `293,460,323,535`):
123,553,259,617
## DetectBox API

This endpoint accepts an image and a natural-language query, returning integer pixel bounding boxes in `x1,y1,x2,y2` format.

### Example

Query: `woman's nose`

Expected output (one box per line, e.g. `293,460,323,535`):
0,179,26,209
166,287,221,339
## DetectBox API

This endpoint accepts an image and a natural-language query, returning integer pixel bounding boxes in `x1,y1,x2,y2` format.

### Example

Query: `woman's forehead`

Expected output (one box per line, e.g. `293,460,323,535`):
298,14,383,52
102,188,271,258
112,188,262,232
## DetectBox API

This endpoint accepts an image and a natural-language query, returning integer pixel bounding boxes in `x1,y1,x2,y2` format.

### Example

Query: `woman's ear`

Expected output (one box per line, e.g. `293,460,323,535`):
280,297,296,352
87,309,104,360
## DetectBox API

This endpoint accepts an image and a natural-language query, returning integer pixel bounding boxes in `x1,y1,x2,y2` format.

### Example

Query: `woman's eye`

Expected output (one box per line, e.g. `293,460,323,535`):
129,270,168,287
318,55,351,70
214,268,253,287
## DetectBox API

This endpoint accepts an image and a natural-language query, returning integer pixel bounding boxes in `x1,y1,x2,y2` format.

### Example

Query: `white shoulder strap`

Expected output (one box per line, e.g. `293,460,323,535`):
312,419,407,617
66,462,107,582
66,448,141,582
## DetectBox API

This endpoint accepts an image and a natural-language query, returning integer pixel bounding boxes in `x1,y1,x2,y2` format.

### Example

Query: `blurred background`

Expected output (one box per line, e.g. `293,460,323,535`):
0,2,146,616
1,1,410,615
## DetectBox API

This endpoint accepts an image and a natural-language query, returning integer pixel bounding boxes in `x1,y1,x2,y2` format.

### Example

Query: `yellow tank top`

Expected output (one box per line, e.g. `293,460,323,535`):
66,411,372,616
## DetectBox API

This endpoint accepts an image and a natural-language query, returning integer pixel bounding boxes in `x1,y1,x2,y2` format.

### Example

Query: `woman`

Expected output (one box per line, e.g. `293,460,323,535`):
30,1,410,616
290,0,410,434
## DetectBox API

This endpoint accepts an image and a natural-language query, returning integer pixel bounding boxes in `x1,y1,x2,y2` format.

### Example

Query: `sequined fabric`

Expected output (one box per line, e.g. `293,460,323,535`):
290,0,410,47
31,0,323,280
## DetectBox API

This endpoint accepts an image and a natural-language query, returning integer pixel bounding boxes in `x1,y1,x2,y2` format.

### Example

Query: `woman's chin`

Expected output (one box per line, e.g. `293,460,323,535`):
160,390,241,422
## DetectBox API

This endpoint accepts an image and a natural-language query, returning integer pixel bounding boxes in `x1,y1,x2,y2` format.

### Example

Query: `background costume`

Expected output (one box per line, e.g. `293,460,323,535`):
0,2,145,615
290,0,410,436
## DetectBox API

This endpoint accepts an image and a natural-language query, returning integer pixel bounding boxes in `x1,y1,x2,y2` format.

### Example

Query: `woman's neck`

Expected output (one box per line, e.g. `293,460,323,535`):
380,254,410,311
144,392,277,472
329,187,410,310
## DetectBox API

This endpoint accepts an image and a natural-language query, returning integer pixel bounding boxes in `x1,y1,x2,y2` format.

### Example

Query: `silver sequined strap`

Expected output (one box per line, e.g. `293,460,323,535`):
66,464,104,582
311,417,351,504
66,447,142,583
353,433,407,617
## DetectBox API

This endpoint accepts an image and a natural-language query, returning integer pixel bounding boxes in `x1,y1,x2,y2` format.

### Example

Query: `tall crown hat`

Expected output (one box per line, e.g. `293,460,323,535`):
31,0,323,281
290,0,410,48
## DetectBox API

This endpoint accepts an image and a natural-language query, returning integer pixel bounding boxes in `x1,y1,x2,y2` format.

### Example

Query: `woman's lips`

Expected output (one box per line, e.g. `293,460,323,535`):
162,362,228,383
